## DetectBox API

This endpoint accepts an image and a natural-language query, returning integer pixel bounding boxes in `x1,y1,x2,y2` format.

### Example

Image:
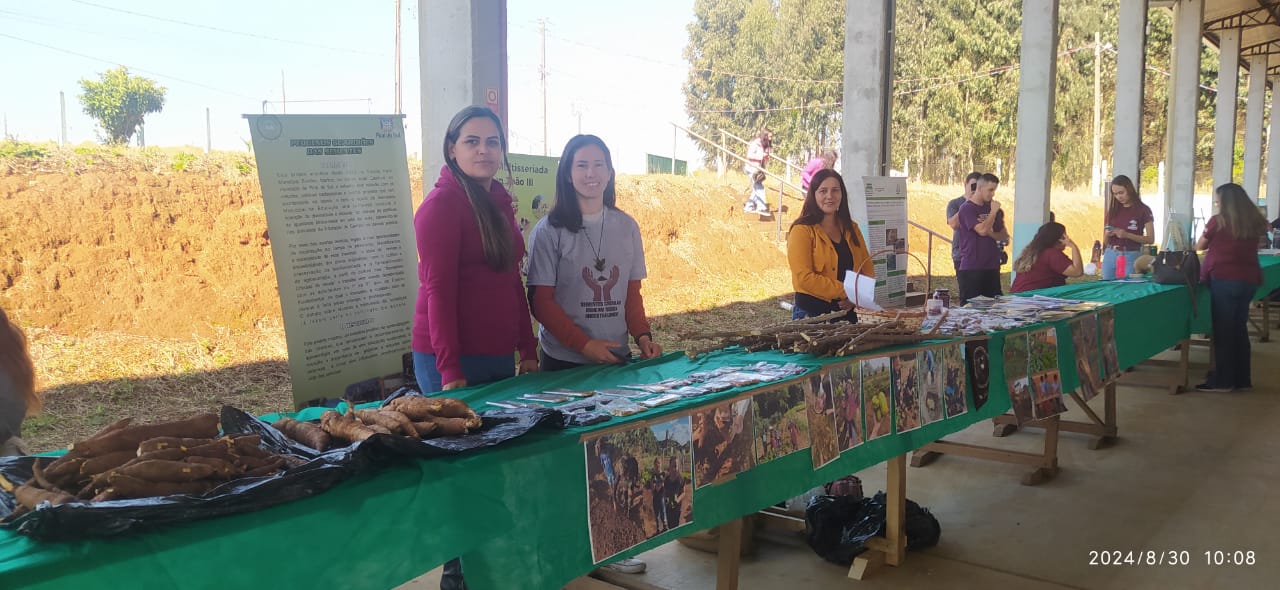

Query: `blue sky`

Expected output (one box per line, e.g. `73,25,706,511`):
1,0,701,173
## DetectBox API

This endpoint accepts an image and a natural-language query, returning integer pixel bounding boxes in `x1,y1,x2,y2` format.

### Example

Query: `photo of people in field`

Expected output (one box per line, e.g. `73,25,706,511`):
1029,327,1059,374
893,352,921,432
585,416,693,563
829,361,863,451
1100,308,1119,378
692,398,755,489
942,344,968,418
805,372,839,469
752,384,810,463
1031,371,1068,419
1004,331,1033,424
1070,314,1104,400
918,348,945,426
861,357,892,440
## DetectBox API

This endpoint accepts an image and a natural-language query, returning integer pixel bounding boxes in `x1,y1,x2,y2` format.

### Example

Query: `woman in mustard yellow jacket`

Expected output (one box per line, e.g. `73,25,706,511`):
787,169,874,321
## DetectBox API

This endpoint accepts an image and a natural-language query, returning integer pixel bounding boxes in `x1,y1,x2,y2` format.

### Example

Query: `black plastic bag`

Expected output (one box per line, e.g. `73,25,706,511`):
0,406,360,541
804,491,941,566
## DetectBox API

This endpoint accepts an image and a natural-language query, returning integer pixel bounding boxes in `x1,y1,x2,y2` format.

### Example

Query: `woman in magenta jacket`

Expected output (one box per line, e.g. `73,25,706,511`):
412,105,539,394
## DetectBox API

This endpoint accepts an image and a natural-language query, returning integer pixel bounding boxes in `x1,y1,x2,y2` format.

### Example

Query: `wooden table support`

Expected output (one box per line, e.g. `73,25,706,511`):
1249,298,1272,342
848,454,907,579
911,415,1061,486
1117,339,1190,395
991,384,1118,450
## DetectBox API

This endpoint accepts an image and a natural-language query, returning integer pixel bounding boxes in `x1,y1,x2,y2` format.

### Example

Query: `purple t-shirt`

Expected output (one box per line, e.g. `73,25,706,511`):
956,200,1003,270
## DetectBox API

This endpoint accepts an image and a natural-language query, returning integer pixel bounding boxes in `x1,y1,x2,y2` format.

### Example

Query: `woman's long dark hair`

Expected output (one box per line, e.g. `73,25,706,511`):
1215,182,1268,240
548,135,617,232
789,168,859,246
1013,222,1066,273
0,308,38,417
1106,175,1142,224
442,106,515,271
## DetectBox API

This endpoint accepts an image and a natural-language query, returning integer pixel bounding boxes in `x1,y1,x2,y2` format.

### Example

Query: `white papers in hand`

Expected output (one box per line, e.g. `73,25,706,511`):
843,272,881,311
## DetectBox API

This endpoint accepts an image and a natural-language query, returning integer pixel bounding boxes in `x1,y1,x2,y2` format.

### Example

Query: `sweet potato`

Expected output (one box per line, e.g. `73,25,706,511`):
273,417,331,451
385,396,441,420
354,409,413,436
230,434,270,458
242,456,286,477
182,456,239,478
92,475,213,500
137,437,215,453
15,483,76,509
42,457,87,486
30,459,58,490
85,418,133,441
410,420,438,438
68,413,220,458
78,451,139,476
431,398,477,420
320,410,385,443
114,460,217,483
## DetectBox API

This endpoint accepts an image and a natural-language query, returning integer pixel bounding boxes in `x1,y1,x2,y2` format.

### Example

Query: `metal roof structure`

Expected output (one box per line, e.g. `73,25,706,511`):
1204,1,1280,75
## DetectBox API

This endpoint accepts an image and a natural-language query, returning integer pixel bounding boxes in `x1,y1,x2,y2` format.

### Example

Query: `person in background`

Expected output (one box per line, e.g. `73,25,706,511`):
786,169,874,321
1,308,39,457
1194,183,1268,392
413,106,539,590
527,134,662,373
743,129,773,215
1009,222,1083,293
955,173,1009,304
1102,175,1154,279
801,149,837,192
947,172,983,272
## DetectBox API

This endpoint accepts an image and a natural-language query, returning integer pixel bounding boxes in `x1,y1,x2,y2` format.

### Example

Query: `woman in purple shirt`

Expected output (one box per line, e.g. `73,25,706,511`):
1194,183,1267,392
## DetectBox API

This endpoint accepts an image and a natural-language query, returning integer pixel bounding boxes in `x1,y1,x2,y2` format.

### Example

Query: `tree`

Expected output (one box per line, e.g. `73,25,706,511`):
79,66,166,145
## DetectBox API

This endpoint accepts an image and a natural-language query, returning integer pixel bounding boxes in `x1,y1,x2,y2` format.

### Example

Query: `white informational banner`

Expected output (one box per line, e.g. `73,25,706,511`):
245,114,417,407
861,176,909,308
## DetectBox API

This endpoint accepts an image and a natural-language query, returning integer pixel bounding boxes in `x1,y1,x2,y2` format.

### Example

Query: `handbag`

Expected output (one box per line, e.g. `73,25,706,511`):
1151,250,1200,315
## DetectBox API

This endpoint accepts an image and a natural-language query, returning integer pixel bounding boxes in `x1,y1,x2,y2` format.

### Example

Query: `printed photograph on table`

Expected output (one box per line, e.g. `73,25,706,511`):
1003,331,1034,424
861,357,892,440
942,344,968,418
965,339,991,411
1100,308,1119,378
892,352,921,433
585,415,694,564
1070,314,1104,401
1030,371,1068,420
1029,327,1060,374
917,348,945,426
805,372,840,469
752,384,810,463
830,361,863,451
692,398,755,489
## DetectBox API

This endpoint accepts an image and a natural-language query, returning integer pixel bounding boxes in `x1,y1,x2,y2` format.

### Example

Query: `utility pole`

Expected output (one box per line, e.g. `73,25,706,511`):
539,18,548,156
59,91,67,146
206,107,212,153
1092,31,1102,198
281,70,287,114
394,0,402,114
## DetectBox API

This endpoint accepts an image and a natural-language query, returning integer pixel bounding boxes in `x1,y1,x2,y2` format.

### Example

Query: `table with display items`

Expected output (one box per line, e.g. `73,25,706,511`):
9,260,1279,590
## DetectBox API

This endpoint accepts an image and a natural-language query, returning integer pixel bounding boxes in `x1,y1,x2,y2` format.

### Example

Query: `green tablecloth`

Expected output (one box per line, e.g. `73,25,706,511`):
7,257,1280,589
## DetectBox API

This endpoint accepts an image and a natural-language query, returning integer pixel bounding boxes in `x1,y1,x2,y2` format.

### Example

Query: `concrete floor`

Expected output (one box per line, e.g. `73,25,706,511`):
402,344,1280,589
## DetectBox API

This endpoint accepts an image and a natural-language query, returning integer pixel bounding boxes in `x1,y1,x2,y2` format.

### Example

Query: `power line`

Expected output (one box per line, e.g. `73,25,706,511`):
0,31,258,100
689,102,842,114
65,0,385,57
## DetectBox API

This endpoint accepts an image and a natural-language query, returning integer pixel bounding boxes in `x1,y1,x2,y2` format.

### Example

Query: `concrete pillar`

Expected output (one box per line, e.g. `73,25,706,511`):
1243,56,1267,201
841,0,893,231
1164,0,1203,247
1113,0,1148,188
1268,79,1280,219
1212,29,1240,190
420,0,507,179
1011,0,1059,261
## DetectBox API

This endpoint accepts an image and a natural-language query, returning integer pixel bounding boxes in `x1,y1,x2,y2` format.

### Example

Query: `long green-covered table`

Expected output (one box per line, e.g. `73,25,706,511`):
5,257,1280,590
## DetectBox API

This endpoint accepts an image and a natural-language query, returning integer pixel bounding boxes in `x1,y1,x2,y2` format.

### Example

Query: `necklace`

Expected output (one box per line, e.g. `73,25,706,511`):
582,210,607,272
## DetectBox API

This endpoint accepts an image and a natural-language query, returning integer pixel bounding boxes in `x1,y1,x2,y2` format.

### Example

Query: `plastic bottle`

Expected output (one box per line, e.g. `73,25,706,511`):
1091,240,1102,264
1115,250,1127,279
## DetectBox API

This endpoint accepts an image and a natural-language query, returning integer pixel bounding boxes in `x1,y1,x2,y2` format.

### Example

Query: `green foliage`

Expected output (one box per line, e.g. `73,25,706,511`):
172,151,197,172
0,140,50,160
79,66,167,145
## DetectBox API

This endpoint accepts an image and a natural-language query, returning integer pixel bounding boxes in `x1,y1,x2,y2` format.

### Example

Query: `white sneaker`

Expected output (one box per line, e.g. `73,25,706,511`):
599,557,647,574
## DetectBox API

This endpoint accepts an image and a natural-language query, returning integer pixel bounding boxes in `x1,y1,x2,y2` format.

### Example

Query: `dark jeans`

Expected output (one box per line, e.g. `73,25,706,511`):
540,349,586,372
792,294,857,322
412,351,514,590
956,269,1002,305
1207,279,1256,389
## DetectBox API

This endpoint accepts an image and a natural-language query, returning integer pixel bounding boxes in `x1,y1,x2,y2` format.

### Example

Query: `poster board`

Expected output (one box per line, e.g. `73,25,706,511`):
245,114,416,407
862,176,909,308
504,153,559,247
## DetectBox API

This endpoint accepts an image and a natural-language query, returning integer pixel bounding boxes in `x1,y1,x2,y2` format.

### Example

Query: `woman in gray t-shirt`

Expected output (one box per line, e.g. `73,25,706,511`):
527,135,663,371
1,308,38,456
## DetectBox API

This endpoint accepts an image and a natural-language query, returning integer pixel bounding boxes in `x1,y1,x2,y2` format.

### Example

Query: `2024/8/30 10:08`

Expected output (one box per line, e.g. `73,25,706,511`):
1088,550,1257,566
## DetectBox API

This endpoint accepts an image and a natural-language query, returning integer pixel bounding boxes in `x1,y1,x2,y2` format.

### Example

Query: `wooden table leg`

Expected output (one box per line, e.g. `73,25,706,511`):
1021,415,1060,485
849,454,907,579
715,518,743,590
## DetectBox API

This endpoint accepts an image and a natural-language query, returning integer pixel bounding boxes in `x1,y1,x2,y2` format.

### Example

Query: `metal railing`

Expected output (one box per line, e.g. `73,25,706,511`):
908,220,952,295
718,128,805,178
